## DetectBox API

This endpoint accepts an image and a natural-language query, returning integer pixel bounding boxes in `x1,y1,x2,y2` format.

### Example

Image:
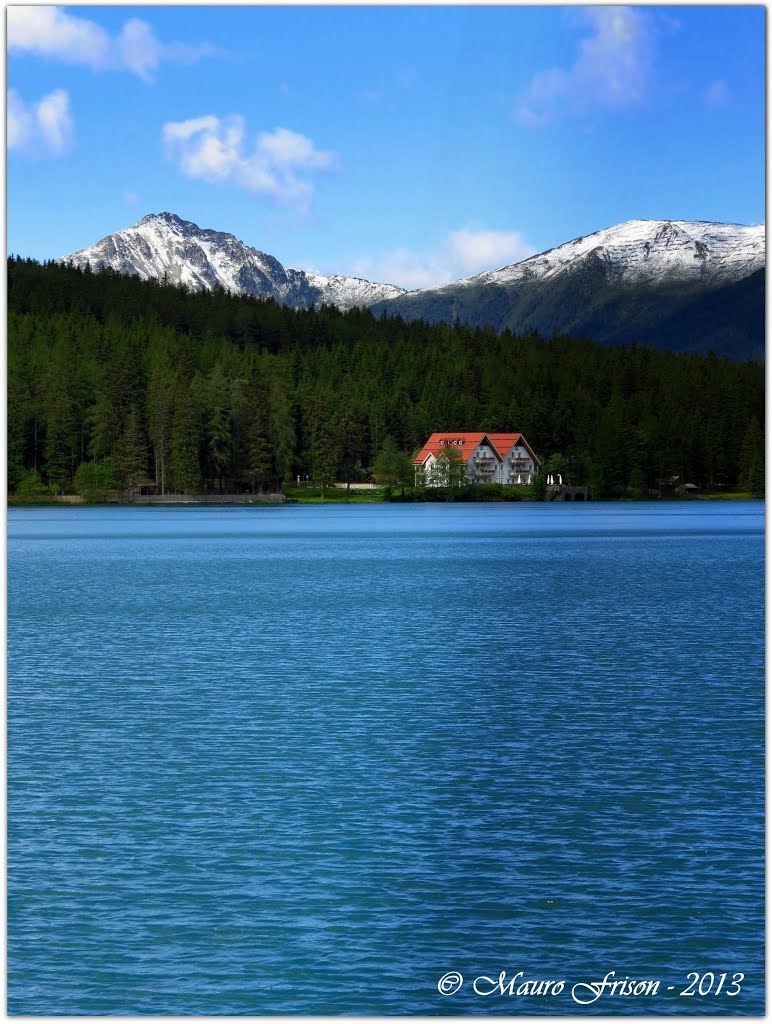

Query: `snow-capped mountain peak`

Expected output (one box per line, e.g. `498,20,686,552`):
60,213,407,311
465,218,764,290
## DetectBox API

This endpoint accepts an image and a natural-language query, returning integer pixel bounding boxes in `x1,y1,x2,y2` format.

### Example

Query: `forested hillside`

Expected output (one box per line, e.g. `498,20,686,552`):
8,257,765,499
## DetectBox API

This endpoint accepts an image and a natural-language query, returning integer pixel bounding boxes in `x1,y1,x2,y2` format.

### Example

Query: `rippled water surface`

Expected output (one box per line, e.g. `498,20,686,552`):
8,502,764,1015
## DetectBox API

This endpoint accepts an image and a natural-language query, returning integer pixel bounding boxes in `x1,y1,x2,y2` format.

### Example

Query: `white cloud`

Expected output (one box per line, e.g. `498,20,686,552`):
448,228,532,274
7,7,109,64
7,88,73,155
7,6,219,83
517,7,654,124
35,88,72,151
117,18,163,82
163,116,337,213
350,227,534,290
7,90,33,150
257,126,333,171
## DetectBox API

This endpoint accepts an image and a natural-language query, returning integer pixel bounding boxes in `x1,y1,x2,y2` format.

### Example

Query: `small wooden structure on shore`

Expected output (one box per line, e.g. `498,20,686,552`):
545,483,588,502
674,483,700,498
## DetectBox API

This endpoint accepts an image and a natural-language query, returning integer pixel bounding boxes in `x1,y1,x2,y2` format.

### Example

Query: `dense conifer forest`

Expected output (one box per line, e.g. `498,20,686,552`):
7,257,765,499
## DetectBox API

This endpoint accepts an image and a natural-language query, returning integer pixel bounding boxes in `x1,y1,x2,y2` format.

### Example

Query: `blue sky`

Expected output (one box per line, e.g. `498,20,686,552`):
7,5,765,287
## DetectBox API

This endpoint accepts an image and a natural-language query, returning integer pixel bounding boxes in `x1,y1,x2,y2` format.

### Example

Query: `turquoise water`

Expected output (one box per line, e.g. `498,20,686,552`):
7,502,764,1015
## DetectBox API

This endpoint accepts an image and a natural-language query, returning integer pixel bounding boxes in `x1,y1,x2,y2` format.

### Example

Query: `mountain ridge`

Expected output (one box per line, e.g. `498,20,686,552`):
61,211,408,311
370,218,765,359
60,212,765,359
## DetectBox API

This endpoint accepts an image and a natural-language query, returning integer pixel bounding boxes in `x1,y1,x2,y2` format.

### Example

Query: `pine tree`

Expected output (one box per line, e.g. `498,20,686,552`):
336,376,365,491
147,361,175,495
87,392,120,461
170,384,203,494
245,424,272,493
748,453,765,497
43,394,76,493
373,435,401,498
738,417,764,490
113,405,149,492
7,373,29,493
310,411,338,498
268,363,296,488
204,364,233,492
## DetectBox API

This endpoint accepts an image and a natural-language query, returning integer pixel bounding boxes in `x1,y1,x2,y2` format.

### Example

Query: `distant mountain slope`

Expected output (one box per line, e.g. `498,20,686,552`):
60,214,765,359
60,212,407,311
370,220,765,360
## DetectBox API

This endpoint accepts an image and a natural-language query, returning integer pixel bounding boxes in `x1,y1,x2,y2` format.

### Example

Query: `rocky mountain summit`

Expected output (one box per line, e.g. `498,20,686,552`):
60,212,407,311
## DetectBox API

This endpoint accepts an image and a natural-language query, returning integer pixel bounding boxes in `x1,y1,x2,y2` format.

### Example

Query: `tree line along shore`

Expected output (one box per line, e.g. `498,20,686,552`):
7,257,765,504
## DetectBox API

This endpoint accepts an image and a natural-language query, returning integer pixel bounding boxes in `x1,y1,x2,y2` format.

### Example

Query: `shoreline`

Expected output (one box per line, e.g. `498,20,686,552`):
7,493,761,508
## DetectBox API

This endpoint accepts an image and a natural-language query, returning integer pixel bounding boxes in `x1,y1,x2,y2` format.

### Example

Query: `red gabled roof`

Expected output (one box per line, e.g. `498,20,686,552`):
487,433,522,458
414,431,541,466
413,432,487,465
488,433,541,466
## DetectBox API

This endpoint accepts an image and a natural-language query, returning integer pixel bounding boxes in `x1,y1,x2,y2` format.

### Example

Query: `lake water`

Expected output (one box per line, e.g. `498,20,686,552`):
7,501,765,1015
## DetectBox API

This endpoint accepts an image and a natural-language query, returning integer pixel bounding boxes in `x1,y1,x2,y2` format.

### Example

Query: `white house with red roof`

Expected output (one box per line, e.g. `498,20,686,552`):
413,432,540,486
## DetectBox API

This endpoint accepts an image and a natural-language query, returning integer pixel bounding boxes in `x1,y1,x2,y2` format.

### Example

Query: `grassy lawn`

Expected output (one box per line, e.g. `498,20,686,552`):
700,490,762,500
